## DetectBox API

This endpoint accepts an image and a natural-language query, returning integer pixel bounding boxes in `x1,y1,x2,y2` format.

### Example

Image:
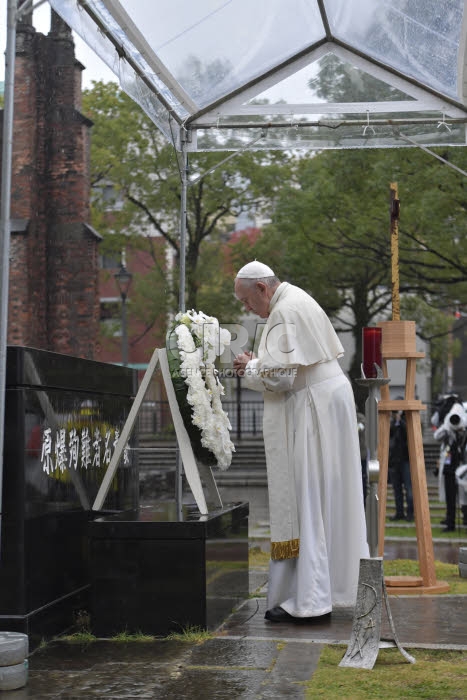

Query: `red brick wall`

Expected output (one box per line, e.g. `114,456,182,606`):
7,20,47,349
4,11,100,359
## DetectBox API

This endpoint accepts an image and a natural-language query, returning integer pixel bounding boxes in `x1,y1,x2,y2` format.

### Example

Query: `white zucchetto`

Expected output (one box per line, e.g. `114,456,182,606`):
236,261,275,279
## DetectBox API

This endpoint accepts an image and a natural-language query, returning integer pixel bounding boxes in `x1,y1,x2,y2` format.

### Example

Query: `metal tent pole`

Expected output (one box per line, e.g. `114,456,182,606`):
175,129,188,517
0,0,19,557
178,130,187,314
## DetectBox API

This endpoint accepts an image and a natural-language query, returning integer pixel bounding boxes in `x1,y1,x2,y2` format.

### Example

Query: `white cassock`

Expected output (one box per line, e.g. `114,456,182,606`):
243,282,369,616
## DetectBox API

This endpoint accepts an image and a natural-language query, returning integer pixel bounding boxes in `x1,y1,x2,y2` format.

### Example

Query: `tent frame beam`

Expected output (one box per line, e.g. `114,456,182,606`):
187,116,467,131
185,36,467,127
194,40,467,122
100,0,197,114
76,0,184,124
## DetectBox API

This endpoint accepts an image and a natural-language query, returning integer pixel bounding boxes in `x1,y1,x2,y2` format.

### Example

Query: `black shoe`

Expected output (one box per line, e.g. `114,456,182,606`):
441,526,455,533
406,515,414,522
302,612,332,624
265,607,331,624
264,606,294,622
440,519,447,525
389,514,405,521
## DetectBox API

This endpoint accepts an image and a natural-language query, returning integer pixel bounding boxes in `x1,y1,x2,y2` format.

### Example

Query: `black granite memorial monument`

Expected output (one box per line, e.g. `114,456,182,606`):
1,346,138,646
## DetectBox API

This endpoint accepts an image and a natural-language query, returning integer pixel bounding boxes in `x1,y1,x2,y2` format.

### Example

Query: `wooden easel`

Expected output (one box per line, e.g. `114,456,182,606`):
376,184,448,594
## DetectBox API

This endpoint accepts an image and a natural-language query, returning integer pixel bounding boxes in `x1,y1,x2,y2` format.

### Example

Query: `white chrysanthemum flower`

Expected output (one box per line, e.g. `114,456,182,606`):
219,327,231,356
172,310,234,469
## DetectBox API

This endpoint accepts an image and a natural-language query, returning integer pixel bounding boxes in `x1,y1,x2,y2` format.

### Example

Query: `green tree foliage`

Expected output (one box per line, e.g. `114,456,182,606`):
242,142,467,405
82,81,290,329
312,53,408,103
401,296,461,397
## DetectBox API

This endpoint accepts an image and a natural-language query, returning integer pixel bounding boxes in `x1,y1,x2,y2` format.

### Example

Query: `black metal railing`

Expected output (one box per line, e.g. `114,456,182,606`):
137,400,264,439
137,399,441,441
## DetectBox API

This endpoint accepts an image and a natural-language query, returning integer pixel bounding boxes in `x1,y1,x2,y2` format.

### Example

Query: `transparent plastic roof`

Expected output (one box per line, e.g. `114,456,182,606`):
48,0,467,150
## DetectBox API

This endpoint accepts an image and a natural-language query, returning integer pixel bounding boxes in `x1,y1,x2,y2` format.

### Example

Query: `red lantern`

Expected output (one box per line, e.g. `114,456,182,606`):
362,327,382,378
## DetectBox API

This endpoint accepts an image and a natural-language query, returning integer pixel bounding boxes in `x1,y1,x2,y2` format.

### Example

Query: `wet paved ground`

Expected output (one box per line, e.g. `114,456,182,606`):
12,635,324,699
7,482,467,699
13,580,467,699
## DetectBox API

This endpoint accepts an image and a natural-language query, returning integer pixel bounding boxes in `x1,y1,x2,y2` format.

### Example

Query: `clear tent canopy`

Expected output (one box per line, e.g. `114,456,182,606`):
47,0,467,152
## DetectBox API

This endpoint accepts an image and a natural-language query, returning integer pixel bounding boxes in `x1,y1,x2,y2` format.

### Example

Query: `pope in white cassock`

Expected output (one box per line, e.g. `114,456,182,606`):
233,261,369,623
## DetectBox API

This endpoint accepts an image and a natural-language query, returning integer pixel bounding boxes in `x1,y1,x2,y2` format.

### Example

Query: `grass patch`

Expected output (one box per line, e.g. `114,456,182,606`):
165,625,213,644
59,631,97,644
248,552,467,594
386,524,467,540
111,631,156,642
61,628,206,644
383,559,467,594
306,646,467,699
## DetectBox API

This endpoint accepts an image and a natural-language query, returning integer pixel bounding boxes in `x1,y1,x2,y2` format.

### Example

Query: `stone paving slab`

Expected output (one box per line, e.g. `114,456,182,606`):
158,638,322,699
249,570,268,594
5,641,193,700
11,636,322,700
221,593,467,649
158,666,269,700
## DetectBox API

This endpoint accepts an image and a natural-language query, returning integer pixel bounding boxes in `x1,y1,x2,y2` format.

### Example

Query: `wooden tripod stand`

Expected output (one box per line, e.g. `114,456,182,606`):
376,320,449,594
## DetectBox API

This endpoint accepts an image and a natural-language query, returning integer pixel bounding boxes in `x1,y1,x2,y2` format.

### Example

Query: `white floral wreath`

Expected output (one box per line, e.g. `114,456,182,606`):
173,310,235,470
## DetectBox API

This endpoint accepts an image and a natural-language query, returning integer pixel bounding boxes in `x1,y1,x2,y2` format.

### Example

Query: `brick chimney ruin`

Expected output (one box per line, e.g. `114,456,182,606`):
1,8,101,359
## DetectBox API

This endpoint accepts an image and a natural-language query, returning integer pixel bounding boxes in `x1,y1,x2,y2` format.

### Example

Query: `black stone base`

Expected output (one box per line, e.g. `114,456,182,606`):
89,501,249,637
0,586,90,652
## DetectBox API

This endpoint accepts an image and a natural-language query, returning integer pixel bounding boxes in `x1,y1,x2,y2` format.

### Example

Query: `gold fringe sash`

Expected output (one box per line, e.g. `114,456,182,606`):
271,538,300,561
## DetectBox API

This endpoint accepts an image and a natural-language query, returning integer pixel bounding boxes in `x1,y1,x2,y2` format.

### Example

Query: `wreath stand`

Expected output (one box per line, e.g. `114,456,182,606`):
92,347,222,514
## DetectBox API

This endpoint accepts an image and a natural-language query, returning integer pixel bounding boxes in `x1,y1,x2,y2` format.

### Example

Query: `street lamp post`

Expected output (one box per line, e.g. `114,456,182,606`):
114,264,132,366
